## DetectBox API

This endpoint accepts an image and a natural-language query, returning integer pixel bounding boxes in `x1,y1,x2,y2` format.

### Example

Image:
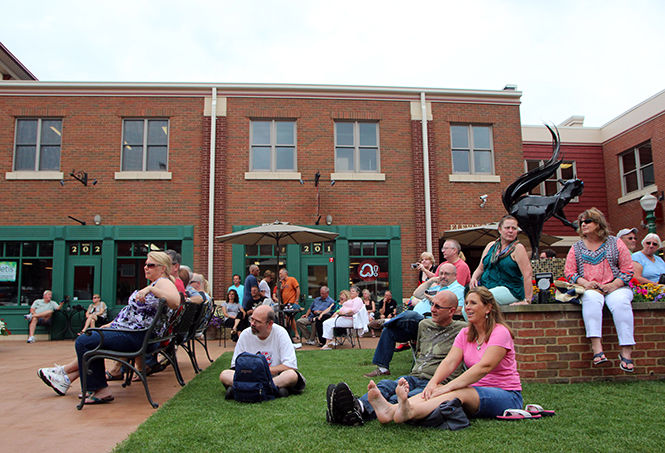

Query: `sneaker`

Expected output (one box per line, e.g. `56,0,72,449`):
293,343,302,349
325,383,336,423
24,313,33,321
27,336,35,343
305,340,317,346
363,368,390,378
277,386,290,398
38,366,71,395
331,382,364,426
394,343,411,352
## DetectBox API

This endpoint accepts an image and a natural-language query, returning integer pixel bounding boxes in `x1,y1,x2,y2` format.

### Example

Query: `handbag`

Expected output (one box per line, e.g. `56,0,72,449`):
554,280,585,304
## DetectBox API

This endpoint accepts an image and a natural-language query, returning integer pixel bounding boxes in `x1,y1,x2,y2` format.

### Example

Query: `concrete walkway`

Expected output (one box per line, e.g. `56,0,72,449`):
1,334,378,452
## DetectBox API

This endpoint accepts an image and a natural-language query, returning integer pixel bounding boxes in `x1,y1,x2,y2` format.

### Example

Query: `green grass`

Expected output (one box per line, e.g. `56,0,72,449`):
115,348,665,453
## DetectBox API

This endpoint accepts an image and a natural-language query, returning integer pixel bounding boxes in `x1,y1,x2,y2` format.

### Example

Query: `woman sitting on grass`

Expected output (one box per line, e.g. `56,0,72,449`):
36,251,181,404
368,287,522,423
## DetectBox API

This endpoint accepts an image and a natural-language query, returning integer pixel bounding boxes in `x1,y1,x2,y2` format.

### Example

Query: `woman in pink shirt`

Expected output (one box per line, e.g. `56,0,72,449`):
320,286,364,350
564,208,635,372
368,287,522,423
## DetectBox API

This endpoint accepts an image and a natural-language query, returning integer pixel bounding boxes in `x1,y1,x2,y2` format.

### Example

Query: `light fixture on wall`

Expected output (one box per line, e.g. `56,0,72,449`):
93,214,102,225
68,215,86,225
60,169,97,186
326,215,333,226
640,193,658,233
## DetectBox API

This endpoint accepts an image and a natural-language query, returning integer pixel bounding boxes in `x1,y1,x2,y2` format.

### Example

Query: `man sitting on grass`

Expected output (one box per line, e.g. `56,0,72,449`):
326,290,465,425
220,305,305,399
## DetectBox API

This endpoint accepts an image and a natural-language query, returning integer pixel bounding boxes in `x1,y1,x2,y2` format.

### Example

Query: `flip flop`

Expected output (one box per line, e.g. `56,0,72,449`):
84,395,114,404
496,409,541,420
525,403,556,417
78,390,94,399
618,354,635,373
105,371,123,381
592,352,608,366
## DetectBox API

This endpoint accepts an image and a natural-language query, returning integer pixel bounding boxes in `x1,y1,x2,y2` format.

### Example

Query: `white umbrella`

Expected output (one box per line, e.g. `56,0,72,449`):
443,222,561,248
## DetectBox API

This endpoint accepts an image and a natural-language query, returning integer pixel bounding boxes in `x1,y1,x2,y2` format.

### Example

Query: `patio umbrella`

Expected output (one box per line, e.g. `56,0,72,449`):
216,221,339,303
443,222,561,248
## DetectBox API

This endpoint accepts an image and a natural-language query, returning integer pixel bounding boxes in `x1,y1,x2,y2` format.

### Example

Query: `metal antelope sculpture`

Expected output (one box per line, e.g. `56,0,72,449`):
502,124,583,258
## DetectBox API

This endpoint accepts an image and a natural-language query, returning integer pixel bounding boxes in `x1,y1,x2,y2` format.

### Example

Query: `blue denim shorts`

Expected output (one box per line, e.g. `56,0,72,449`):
472,386,523,418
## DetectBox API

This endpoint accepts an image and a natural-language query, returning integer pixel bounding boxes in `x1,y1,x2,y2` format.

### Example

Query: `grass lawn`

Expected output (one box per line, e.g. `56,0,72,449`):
115,347,665,453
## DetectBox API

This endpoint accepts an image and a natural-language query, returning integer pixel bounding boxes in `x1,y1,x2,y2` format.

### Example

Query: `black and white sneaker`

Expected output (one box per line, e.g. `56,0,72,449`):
325,383,336,423
332,382,364,426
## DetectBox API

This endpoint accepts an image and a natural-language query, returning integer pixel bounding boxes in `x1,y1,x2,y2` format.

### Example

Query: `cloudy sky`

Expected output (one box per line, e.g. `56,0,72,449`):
4,0,664,126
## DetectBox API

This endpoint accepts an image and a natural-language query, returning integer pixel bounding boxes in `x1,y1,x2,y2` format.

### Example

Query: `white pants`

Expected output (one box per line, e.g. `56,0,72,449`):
581,287,635,346
322,315,354,340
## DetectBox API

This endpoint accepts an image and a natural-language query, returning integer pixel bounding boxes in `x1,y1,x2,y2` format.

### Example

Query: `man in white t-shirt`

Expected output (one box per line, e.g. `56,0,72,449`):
219,305,305,397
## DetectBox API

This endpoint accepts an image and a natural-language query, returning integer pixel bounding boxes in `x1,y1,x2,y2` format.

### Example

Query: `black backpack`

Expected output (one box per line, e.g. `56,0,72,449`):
231,352,279,403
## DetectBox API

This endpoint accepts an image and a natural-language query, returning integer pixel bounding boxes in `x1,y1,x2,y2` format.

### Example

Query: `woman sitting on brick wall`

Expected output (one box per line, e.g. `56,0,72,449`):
632,233,665,284
564,207,636,372
470,215,533,305
367,286,522,423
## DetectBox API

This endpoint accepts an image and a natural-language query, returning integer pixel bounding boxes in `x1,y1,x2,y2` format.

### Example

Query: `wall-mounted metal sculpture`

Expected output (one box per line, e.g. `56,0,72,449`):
502,124,583,258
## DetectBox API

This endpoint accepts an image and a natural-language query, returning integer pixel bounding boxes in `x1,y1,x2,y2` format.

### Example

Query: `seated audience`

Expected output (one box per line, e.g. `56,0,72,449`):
79,294,107,335
632,233,665,284
470,215,533,305
361,289,376,324
237,286,267,331
367,287,523,424
25,290,63,343
296,286,335,346
326,290,466,425
368,290,397,336
320,287,363,350
36,251,181,403
415,251,437,283
364,264,463,377
219,305,305,398
221,289,245,342
565,208,636,372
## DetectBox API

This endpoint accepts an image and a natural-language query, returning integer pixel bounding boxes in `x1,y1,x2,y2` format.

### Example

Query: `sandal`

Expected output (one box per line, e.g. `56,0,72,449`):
84,394,114,404
618,354,635,373
105,371,123,381
592,352,608,366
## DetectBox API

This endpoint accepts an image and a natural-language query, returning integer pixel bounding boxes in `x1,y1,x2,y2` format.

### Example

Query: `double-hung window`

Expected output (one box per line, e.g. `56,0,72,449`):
13,118,62,171
250,120,296,171
121,119,169,171
451,124,494,174
335,121,379,172
524,159,579,201
620,141,654,195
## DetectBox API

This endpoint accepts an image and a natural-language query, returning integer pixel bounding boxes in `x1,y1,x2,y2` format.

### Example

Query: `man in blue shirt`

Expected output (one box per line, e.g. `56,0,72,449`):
364,263,465,378
227,274,244,302
296,286,335,346
242,265,260,310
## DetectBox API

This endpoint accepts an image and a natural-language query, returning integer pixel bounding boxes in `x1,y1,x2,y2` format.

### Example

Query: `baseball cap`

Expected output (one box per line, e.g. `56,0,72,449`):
617,228,638,238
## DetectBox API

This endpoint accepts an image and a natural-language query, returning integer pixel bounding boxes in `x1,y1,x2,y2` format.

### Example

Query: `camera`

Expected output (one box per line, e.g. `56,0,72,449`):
410,263,419,269
425,289,438,296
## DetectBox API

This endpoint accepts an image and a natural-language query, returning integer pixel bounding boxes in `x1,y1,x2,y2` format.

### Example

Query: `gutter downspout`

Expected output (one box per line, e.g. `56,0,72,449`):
207,87,217,292
420,92,433,253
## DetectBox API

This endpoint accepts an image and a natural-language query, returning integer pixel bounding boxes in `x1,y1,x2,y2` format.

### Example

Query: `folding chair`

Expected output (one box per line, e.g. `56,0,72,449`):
333,306,369,349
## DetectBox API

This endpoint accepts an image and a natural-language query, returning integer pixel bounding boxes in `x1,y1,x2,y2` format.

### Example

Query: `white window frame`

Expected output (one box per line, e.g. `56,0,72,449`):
120,118,170,172
450,124,495,175
249,120,297,172
334,121,380,173
619,141,654,196
12,118,62,172
523,159,579,202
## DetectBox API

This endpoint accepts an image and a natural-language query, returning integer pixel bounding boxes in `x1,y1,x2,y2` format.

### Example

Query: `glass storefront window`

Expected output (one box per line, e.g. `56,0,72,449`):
349,241,389,299
0,241,53,306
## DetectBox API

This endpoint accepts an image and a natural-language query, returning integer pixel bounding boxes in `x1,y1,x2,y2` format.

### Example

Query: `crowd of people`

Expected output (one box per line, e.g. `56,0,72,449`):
31,208,651,424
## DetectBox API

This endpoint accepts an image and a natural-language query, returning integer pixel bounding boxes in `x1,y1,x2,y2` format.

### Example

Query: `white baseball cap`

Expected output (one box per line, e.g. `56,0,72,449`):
617,228,638,238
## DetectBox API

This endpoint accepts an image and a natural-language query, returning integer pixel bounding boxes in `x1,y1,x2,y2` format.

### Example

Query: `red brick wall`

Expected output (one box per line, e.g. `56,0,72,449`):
602,112,665,240
504,303,665,383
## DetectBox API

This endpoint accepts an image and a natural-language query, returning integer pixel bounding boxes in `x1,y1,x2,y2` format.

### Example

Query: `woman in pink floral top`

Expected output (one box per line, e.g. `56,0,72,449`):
564,208,636,372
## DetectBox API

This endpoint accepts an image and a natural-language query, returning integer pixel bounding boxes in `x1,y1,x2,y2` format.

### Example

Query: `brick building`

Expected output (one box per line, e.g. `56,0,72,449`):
1,44,663,337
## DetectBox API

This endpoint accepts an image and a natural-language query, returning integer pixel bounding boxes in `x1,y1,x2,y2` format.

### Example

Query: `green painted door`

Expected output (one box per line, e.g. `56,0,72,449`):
301,255,335,309
65,256,101,306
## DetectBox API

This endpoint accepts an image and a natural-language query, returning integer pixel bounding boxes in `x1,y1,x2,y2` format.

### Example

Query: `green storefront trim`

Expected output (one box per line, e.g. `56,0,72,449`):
230,224,402,302
0,224,193,336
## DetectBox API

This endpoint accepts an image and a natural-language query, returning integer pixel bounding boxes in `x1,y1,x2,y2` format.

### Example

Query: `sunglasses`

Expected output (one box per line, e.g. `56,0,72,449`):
431,303,457,310
645,242,659,246
581,219,595,224
144,262,159,268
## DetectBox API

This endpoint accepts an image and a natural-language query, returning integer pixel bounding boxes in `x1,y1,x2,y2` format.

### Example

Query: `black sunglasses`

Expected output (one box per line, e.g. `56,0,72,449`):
581,219,595,224
144,262,159,268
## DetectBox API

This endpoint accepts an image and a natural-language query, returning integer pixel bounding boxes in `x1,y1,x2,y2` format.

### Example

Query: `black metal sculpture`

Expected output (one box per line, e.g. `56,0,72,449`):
502,124,583,258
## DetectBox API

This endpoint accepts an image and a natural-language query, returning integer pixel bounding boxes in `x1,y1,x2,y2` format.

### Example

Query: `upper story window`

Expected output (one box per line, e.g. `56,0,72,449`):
13,118,62,171
250,120,296,171
620,141,654,195
451,124,494,174
524,159,579,201
335,121,380,172
121,119,169,171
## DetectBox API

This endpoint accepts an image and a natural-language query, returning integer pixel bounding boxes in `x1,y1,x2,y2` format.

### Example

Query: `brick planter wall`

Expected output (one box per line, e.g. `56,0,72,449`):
502,303,665,383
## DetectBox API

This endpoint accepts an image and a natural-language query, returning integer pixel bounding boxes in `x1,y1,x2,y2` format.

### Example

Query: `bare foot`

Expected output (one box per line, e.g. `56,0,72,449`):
394,378,413,423
367,380,396,424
